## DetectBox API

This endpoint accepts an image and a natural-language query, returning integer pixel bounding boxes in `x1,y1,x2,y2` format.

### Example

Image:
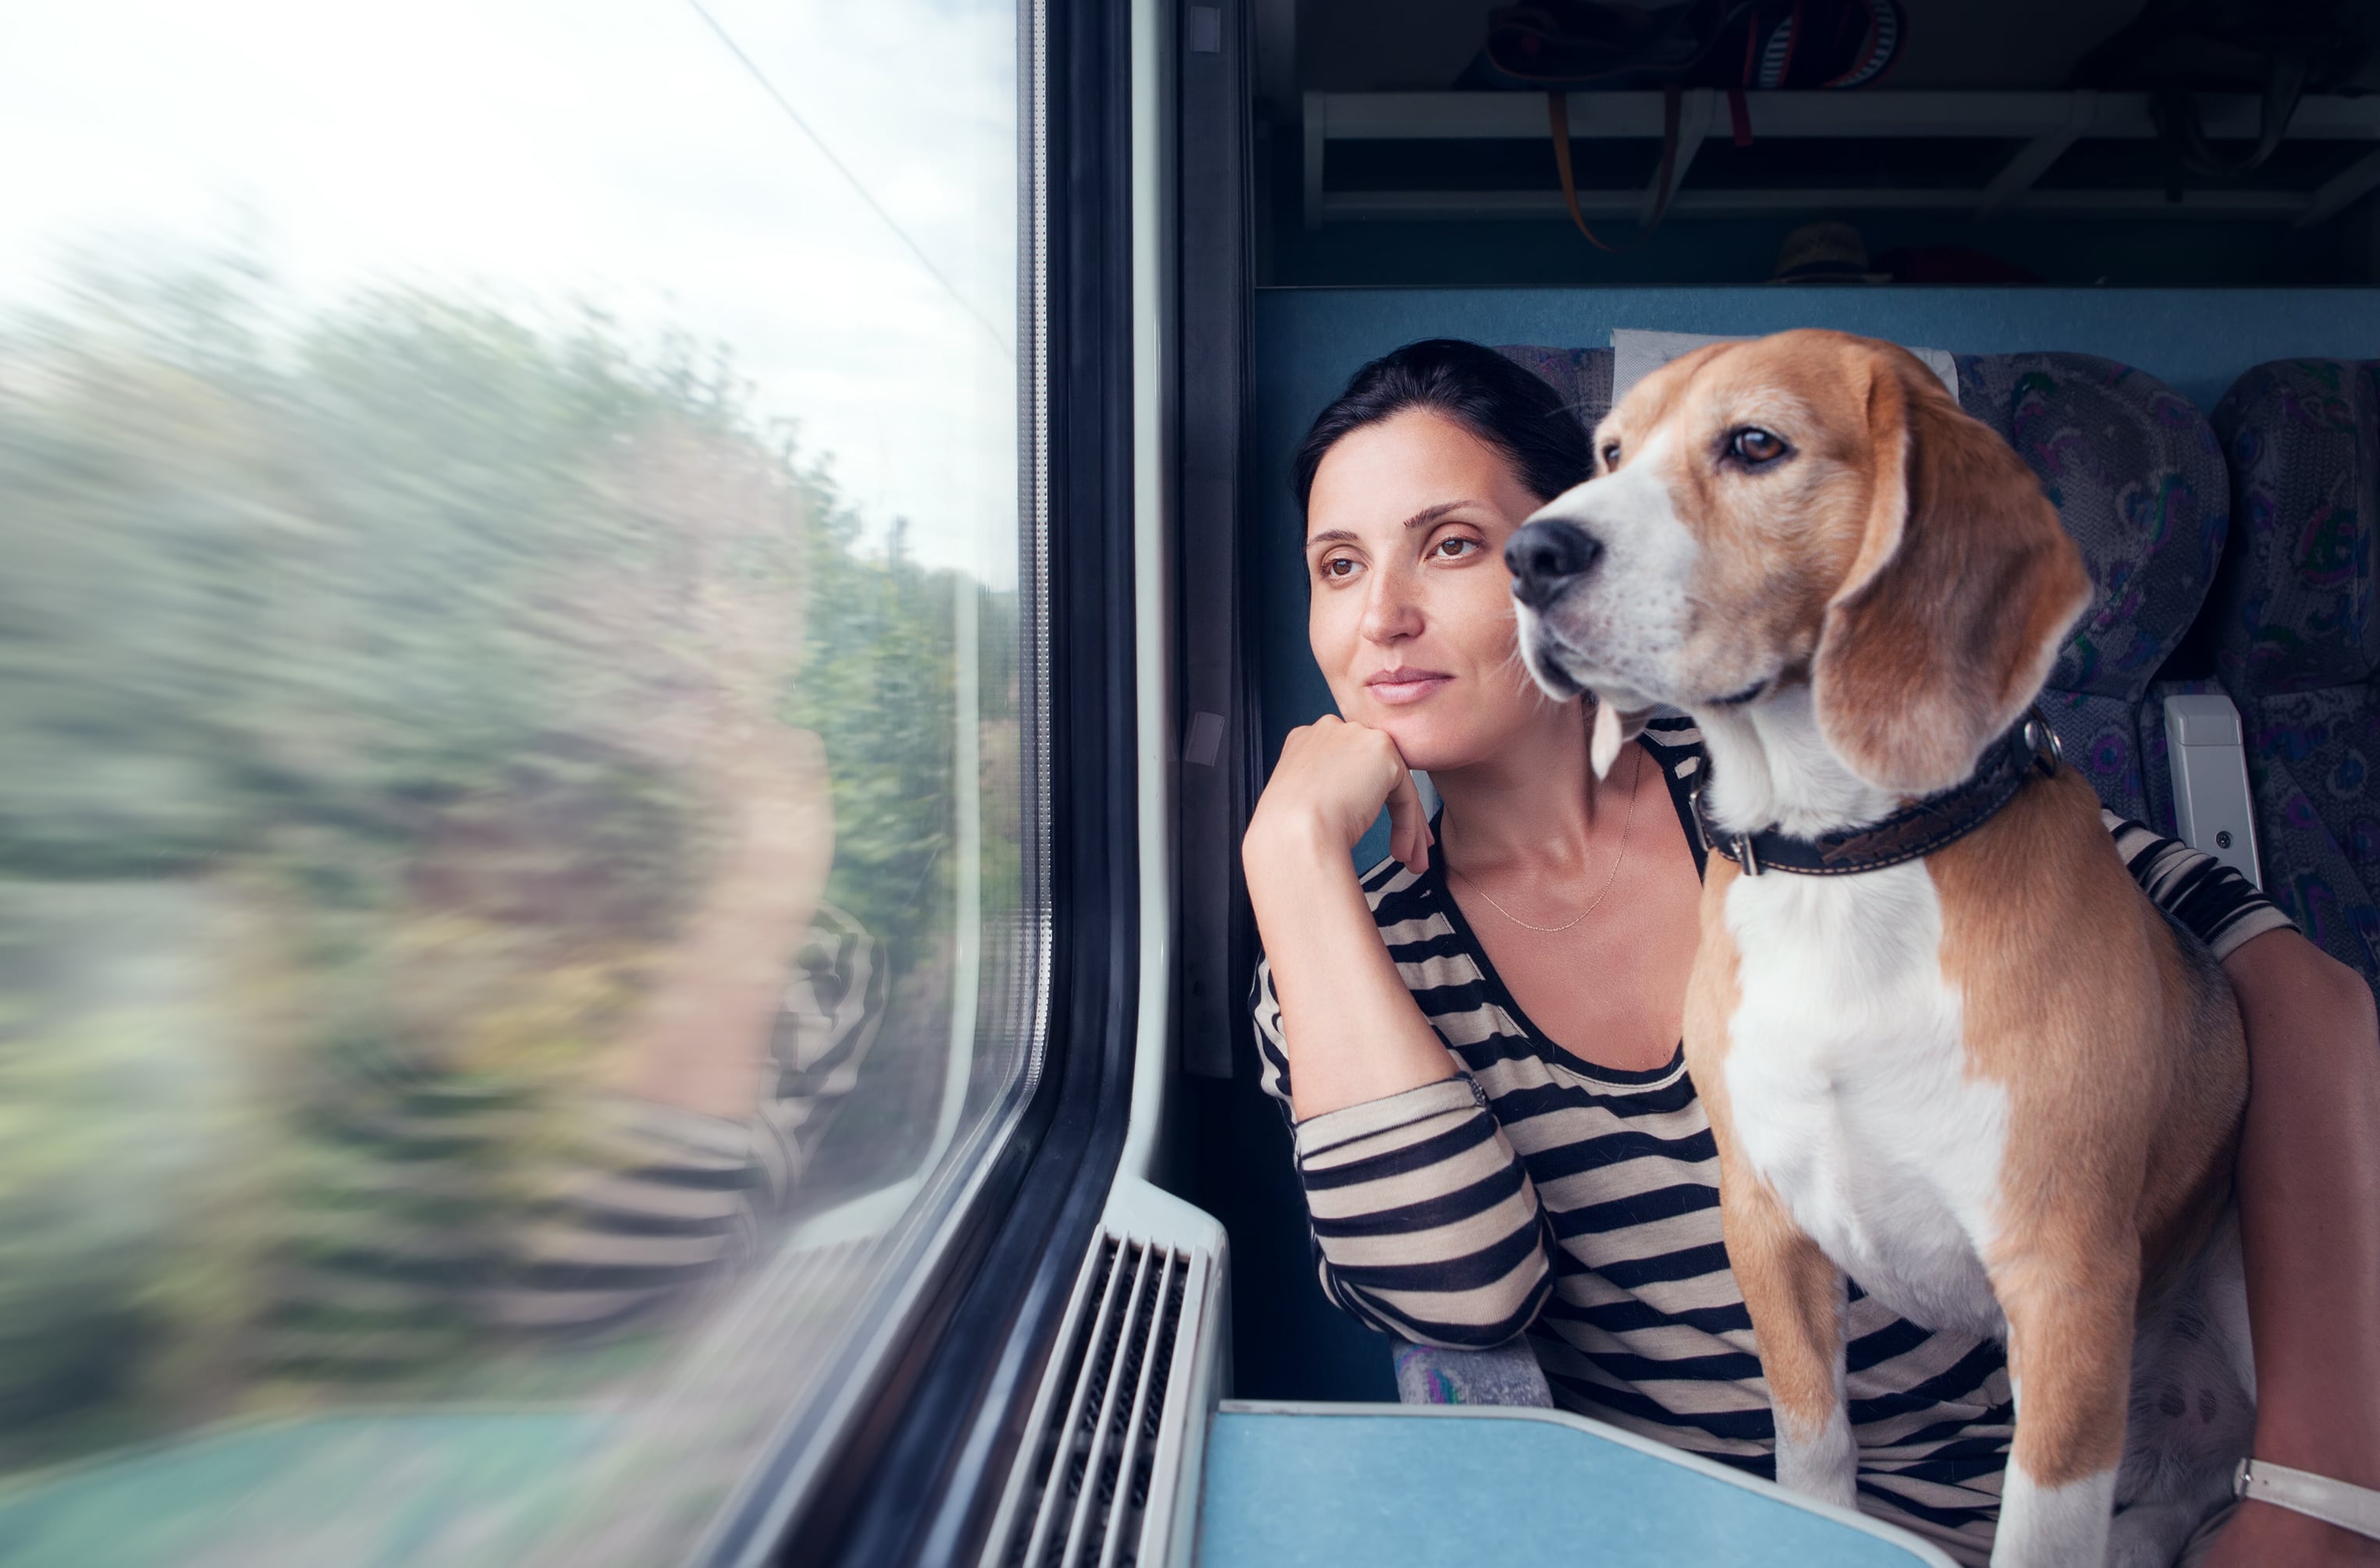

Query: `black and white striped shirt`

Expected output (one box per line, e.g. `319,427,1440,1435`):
1251,716,2289,1566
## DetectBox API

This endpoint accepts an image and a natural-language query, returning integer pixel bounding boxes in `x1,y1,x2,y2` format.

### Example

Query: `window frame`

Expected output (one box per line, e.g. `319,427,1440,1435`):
720,0,1148,1561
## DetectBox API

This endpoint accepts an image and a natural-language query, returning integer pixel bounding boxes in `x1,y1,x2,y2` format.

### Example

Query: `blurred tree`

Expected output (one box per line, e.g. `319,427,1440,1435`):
0,252,1005,1467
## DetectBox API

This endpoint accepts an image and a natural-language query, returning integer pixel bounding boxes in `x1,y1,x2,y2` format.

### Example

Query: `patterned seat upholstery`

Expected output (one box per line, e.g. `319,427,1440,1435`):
1497,344,1614,431
2207,361,2380,984
1497,346,2230,829
1953,355,2231,831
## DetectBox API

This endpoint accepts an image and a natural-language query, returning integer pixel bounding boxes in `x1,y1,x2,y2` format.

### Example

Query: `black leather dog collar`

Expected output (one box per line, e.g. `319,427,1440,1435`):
1690,711,2063,878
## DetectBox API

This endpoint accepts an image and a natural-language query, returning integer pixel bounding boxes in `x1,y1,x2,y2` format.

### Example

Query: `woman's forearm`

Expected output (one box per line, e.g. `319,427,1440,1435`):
1245,816,1458,1119
2222,931,2380,1499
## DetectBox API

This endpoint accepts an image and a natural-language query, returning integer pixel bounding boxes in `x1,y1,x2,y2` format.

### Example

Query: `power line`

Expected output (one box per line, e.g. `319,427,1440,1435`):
682,0,1014,359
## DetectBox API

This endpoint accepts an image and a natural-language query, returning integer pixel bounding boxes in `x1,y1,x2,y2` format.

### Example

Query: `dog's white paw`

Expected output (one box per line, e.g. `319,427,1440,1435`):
1774,1414,1859,1511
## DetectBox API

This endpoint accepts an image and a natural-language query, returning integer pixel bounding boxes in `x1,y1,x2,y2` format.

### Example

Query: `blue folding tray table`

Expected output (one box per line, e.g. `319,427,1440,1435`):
1197,1401,1957,1567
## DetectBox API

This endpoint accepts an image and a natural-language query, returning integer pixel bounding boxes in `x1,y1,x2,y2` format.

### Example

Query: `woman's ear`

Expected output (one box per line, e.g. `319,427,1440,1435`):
1811,354,2092,797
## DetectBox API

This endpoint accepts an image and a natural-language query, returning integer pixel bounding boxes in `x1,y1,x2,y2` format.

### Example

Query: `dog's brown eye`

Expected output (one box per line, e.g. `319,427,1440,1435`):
1730,427,1786,465
1600,442,1621,470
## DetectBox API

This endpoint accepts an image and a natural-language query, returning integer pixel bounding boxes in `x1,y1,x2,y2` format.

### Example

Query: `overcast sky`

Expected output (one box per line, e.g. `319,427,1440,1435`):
0,0,1021,584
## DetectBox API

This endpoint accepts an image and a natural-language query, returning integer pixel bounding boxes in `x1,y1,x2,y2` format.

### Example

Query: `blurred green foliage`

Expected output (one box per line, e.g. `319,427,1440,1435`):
0,252,1017,1471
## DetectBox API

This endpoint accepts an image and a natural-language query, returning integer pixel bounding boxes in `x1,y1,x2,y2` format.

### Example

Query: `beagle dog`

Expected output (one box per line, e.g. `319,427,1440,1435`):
1508,330,2252,1568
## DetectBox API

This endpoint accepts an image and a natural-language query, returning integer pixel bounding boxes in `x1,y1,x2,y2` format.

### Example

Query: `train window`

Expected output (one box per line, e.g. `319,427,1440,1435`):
0,2,1040,1563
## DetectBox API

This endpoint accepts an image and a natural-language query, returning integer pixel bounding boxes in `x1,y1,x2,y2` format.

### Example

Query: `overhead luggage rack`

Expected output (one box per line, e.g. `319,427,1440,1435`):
1300,90,2380,231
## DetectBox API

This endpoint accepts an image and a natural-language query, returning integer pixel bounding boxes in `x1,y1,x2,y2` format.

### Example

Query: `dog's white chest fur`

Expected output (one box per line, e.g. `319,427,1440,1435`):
1720,861,2010,1338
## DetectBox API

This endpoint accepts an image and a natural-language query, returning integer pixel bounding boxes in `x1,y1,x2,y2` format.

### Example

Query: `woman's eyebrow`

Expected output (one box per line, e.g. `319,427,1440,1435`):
1401,500,1480,529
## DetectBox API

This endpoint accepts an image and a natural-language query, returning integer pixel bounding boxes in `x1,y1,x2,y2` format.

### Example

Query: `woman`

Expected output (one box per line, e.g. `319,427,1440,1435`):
1244,339,2380,1567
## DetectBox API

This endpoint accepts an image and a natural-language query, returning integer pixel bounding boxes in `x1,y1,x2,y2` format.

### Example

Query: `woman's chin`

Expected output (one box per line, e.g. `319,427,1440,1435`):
1363,711,1493,775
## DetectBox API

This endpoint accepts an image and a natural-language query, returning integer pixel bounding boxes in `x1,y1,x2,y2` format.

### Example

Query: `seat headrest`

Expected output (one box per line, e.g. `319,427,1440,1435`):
1956,353,2227,704
2208,359,2380,694
1494,345,1613,431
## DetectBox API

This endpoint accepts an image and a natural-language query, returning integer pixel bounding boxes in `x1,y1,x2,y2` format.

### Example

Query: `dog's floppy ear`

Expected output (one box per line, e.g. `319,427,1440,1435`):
1811,353,2091,796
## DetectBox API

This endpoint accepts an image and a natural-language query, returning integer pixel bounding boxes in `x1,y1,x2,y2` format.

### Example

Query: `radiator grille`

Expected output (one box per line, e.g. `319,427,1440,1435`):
998,1234,1195,1568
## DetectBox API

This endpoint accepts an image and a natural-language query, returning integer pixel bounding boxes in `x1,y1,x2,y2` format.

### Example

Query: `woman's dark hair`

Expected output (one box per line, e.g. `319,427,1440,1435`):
1291,339,1591,512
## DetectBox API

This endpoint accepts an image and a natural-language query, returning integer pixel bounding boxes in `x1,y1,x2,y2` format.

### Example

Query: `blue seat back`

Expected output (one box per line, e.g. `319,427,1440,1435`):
2207,360,2380,982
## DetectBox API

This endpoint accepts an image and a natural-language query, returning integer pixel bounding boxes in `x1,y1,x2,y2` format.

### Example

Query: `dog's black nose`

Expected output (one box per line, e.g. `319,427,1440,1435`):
1505,520,1602,609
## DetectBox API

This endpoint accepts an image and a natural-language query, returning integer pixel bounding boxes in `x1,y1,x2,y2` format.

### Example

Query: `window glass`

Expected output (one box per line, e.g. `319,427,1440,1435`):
0,3,1035,1562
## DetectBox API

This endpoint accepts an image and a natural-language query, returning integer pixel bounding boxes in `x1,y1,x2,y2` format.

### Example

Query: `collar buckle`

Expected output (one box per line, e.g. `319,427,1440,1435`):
2021,706,2063,779
1690,782,1763,875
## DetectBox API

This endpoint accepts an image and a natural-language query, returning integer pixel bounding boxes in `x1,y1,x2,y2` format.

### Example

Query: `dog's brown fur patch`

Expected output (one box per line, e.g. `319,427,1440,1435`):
1928,766,2246,1484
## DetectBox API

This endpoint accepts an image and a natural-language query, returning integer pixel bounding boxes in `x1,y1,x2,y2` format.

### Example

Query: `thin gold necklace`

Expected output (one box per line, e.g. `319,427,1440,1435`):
1451,746,1644,934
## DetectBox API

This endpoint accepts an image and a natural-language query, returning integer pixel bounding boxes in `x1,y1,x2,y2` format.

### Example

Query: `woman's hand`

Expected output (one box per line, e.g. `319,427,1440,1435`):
1242,716,1456,1121
1245,714,1432,878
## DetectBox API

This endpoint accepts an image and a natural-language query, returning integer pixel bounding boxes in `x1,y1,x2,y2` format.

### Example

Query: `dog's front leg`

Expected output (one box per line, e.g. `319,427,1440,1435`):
1716,1157,1857,1509
1988,1241,2138,1568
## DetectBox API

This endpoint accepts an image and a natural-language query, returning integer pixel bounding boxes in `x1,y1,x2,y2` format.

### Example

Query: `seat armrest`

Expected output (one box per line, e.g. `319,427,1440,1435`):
2162,692,2264,889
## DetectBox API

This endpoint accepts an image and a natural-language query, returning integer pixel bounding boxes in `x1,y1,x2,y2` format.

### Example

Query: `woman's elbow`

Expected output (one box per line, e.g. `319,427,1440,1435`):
2315,960,2378,1074
2311,948,2378,1038
1354,1261,1552,1350
2227,931,2379,1075
1422,1286,1550,1350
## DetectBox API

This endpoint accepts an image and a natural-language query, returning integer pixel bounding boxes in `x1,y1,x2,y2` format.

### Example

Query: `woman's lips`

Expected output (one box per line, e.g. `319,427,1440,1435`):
1366,669,1454,706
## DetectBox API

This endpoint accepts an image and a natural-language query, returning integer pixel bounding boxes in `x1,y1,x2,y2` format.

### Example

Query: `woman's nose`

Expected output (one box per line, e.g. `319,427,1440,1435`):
1359,575,1423,644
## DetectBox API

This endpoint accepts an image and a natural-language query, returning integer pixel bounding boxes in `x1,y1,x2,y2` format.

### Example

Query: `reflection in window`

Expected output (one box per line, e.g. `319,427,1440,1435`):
0,3,1035,1563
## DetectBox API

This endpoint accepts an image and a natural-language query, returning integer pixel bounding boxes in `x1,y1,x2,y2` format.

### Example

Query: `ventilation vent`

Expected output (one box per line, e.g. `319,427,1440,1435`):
984,1180,1224,1568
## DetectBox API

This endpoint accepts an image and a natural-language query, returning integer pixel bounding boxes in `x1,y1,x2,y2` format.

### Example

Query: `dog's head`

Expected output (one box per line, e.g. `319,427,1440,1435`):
1508,329,2090,796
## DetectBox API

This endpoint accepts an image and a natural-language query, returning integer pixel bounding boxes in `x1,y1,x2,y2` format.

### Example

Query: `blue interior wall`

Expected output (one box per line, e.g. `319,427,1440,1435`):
1224,284,2380,1405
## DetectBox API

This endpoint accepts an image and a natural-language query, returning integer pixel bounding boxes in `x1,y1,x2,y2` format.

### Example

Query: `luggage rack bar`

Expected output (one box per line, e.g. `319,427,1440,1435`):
1301,90,2380,230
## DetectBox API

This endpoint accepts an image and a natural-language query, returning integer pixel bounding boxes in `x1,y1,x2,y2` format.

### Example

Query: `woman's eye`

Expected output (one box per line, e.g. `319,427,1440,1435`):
1600,442,1622,470
1320,556,1359,580
1432,537,1480,560
1730,427,1787,465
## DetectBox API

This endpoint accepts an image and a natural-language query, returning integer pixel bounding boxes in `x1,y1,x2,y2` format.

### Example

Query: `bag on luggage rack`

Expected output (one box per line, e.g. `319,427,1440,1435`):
1455,0,1905,249
2076,0,2379,179
1459,0,1903,94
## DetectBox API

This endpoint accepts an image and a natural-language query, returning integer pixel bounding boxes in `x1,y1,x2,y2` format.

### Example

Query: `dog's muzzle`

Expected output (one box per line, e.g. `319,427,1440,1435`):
1505,518,1601,612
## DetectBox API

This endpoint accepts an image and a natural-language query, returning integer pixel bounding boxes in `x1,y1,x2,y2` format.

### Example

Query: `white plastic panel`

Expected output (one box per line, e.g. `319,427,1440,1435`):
980,1178,1228,1568
2164,692,2263,889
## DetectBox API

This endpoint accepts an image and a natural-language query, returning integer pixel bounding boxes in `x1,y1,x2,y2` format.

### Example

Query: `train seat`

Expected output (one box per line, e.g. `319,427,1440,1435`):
2206,360,2380,988
1949,353,2233,834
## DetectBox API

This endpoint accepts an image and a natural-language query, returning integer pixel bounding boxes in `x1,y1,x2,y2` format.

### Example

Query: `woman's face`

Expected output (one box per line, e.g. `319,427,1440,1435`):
1305,406,1569,772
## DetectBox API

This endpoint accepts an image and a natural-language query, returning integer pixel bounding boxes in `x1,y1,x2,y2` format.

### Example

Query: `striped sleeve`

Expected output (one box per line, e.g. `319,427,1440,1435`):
1250,957,1554,1348
2101,810,2295,962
